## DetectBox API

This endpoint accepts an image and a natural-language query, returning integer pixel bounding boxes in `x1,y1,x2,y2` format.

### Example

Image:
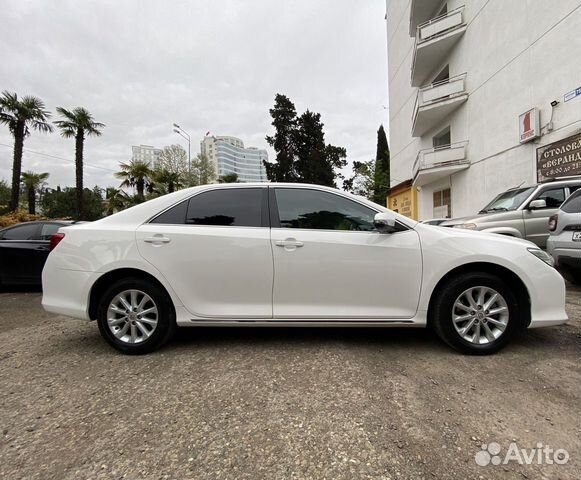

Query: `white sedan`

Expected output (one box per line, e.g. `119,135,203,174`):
42,183,567,355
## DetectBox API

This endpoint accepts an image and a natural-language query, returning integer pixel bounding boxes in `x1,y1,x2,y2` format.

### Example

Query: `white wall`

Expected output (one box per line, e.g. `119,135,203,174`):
387,0,581,219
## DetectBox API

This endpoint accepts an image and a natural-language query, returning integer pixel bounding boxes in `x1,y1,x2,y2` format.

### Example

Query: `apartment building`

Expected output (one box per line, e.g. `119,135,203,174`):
200,136,268,182
386,0,581,220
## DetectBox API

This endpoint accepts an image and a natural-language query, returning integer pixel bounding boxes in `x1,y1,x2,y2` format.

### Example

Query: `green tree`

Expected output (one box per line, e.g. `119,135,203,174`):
54,107,105,219
190,153,216,186
152,168,183,194
294,110,346,187
105,187,131,215
115,159,153,200
0,91,53,212
218,173,239,183
265,94,298,182
264,94,346,187
21,171,49,215
372,125,390,206
0,179,10,213
343,160,375,199
41,186,104,220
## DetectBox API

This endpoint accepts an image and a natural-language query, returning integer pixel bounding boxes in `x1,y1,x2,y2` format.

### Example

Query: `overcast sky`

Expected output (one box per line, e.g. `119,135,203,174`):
0,0,388,189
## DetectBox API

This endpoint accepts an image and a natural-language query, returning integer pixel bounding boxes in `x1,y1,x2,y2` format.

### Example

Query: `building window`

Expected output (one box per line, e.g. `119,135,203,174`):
433,127,451,148
432,65,449,85
433,188,451,218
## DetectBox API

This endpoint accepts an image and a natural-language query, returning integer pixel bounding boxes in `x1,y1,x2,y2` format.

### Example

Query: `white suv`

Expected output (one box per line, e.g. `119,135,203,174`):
548,190,581,284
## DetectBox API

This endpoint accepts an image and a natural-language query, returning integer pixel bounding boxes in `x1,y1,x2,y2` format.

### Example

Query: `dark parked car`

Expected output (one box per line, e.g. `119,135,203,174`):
0,221,72,287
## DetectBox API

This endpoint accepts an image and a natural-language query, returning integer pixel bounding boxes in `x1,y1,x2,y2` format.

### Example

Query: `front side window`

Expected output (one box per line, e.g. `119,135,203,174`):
186,188,263,227
0,223,39,240
274,188,376,231
536,188,565,208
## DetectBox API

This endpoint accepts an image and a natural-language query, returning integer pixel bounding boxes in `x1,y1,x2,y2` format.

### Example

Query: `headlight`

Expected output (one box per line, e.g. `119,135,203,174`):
454,223,478,230
528,248,555,267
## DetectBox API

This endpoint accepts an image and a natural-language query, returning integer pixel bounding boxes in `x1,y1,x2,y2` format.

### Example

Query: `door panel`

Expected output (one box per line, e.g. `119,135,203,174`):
271,228,422,318
523,187,566,247
136,225,273,318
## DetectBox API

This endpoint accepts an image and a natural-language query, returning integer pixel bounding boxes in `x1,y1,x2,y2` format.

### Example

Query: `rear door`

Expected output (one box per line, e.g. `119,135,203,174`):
136,186,274,319
269,187,422,319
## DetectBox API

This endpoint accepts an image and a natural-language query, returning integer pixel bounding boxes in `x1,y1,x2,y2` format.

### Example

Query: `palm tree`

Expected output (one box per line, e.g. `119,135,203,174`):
218,173,239,183
153,167,183,194
0,91,53,212
21,171,49,215
115,160,153,201
54,107,104,220
105,187,131,215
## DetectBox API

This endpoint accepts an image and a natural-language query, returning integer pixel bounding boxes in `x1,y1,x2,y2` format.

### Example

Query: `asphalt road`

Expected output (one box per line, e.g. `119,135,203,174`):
0,285,579,480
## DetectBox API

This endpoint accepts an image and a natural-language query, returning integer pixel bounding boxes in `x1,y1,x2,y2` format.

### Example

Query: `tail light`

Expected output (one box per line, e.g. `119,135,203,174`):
548,214,558,232
50,233,65,250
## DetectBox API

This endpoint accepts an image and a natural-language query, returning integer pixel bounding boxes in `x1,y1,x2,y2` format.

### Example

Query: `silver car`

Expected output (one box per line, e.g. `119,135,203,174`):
442,178,581,248
547,190,581,284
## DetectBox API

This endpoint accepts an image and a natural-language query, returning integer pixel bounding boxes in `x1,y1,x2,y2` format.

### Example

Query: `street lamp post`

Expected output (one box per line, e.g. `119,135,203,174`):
173,123,191,175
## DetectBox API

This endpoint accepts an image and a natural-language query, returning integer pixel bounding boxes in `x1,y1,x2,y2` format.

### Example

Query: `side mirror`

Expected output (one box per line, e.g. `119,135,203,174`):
528,199,547,210
374,212,397,234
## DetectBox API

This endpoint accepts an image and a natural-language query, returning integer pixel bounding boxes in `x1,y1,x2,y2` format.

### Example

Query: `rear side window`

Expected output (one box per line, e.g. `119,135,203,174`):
0,223,39,240
186,188,264,227
151,200,188,224
561,191,581,213
274,188,376,231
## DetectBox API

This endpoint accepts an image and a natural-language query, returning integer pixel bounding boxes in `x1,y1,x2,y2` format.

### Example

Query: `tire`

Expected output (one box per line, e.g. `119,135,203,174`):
97,277,176,355
431,272,521,355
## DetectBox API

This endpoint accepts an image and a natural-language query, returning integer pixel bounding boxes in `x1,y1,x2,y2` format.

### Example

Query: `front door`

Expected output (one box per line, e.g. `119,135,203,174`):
523,186,565,247
136,187,273,318
269,187,422,319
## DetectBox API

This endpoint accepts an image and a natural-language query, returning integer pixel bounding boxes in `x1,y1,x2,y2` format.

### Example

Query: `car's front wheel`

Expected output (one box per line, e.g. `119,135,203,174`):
97,277,176,354
432,272,521,354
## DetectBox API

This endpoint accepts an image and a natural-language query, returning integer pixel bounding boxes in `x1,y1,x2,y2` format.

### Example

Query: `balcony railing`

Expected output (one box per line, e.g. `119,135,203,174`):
417,6,465,43
413,141,470,186
412,73,468,137
411,6,467,86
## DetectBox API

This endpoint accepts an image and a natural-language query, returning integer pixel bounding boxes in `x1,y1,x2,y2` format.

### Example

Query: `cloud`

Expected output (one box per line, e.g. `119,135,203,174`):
0,0,388,188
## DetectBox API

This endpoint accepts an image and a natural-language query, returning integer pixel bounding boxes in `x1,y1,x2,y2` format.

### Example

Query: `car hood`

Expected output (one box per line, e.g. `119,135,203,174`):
415,222,536,248
441,210,522,227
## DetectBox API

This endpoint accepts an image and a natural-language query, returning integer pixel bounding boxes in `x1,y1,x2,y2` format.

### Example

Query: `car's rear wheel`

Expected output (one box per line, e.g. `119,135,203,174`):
97,277,176,354
432,272,521,355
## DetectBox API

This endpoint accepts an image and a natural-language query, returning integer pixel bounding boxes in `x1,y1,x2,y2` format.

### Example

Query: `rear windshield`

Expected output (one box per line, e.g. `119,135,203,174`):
479,187,535,213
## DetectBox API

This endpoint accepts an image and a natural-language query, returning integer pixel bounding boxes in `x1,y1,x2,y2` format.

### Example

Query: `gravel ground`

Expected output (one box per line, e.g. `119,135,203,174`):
0,285,579,480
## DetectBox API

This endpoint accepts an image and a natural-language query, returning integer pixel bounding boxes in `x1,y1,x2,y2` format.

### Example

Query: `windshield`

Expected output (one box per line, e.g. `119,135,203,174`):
479,187,535,213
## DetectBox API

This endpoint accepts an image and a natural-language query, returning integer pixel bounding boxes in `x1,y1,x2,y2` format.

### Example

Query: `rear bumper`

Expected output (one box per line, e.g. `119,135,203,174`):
41,261,93,321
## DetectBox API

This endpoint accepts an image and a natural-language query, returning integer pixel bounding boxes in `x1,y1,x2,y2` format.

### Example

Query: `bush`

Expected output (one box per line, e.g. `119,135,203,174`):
0,211,46,228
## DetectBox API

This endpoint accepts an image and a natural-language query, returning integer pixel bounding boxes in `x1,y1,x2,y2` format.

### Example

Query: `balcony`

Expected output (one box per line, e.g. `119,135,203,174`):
412,73,468,137
409,0,439,35
411,7,467,86
413,141,470,187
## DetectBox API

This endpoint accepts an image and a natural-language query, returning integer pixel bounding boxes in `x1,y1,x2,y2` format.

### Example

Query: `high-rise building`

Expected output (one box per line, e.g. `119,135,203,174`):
200,136,268,182
386,1,581,220
131,145,162,168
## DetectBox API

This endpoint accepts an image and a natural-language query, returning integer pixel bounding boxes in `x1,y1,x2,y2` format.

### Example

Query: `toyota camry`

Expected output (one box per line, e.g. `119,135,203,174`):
42,183,568,355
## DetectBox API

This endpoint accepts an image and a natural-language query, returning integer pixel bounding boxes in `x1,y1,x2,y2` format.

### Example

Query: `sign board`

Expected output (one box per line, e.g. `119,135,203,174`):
536,133,581,182
519,108,540,143
564,87,581,102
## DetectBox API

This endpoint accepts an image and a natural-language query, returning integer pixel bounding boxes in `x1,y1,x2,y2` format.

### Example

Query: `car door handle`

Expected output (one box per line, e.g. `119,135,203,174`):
275,238,304,248
143,235,171,245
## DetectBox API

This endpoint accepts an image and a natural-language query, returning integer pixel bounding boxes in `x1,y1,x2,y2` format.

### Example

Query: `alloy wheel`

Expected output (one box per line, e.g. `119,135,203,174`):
106,289,159,344
452,286,509,345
